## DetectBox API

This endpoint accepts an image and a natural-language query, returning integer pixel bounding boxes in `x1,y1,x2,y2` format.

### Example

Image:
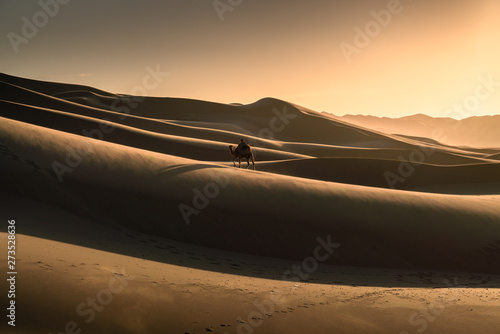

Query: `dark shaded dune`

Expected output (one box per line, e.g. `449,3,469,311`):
259,157,399,187
243,98,416,148
1,79,414,153
0,73,498,182
1,73,496,156
394,134,498,155
164,119,263,141
0,83,310,160
276,144,492,164
0,73,114,97
51,90,121,109
487,153,500,160
0,73,246,126
391,134,443,145
259,157,500,192
0,92,492,189
0,83,250,149
1,81,124,119
0,82,274,153
402,162,500,193
0,73,496,166
0,100,304,162
92,94,418,149
2,76,464,169
2,92,492,178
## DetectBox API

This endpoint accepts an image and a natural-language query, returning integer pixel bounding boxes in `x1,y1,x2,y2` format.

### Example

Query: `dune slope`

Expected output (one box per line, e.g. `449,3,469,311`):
1,72,500,275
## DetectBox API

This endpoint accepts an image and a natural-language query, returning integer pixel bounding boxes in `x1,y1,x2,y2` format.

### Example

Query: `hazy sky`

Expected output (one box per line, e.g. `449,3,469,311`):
1,0,499,118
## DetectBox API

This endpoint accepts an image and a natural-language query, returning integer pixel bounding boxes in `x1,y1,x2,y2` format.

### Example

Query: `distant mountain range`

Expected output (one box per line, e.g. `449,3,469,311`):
330,113,500,149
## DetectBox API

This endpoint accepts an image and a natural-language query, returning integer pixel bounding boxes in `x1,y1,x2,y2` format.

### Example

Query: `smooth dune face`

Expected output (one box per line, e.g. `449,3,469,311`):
1,73,500,333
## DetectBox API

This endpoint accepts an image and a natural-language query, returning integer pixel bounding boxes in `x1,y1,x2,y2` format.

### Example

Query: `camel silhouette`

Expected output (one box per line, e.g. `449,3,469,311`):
229,145,255,170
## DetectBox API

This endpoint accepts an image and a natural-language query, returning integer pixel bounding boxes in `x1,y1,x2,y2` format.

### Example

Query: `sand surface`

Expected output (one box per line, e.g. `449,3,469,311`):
1,73,499,333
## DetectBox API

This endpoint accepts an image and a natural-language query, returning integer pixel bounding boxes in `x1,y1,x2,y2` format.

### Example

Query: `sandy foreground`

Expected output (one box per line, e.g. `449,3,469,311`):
1,73,500,333
1,194,500,334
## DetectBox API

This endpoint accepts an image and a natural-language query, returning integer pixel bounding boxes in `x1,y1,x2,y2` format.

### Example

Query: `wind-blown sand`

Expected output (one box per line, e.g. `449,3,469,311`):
1,73,499,333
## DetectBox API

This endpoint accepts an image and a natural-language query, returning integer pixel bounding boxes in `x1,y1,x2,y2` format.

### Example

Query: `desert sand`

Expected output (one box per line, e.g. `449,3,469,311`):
1,73,500,333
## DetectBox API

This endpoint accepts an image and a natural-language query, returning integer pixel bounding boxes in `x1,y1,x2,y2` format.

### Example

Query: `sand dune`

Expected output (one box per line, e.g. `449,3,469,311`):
1,72,499,270
1,73,500,333
2,194,500,334
258,157,500,191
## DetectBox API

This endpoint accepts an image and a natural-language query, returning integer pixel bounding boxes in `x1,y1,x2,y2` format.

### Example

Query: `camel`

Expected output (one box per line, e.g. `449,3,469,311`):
229,145,255,170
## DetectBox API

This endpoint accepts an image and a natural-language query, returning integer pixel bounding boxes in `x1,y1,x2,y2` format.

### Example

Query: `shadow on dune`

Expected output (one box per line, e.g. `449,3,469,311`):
156,163,226,178
4,191,498,289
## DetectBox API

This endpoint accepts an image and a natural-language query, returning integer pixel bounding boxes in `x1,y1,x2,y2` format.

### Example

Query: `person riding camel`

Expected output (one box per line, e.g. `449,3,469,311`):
235,139,249,155
229,139,255,170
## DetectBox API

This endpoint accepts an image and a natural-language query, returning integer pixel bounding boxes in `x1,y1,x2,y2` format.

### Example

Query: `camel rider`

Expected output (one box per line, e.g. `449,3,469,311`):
236,139,249,155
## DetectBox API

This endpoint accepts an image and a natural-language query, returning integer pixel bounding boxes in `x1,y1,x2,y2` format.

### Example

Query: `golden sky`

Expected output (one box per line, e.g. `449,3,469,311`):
1,0,499,118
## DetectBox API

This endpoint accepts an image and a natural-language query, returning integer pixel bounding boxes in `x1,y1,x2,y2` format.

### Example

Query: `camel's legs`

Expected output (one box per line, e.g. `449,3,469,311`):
238,157,242,168
232,156,237,167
